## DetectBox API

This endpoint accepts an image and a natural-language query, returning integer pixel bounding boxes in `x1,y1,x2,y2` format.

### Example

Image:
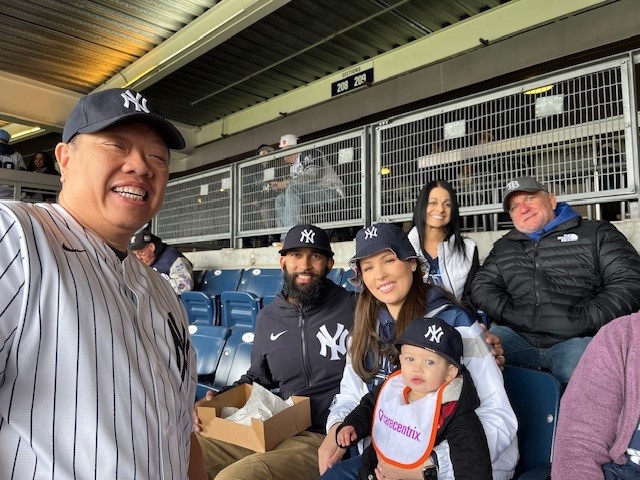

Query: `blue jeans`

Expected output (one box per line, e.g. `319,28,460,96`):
603,460,640,479
489,325,591,386
320,455,361,480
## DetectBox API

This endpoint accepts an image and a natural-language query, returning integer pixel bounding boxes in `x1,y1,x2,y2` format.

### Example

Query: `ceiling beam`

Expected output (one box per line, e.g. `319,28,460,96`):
99,0,291,92
193,0,609,146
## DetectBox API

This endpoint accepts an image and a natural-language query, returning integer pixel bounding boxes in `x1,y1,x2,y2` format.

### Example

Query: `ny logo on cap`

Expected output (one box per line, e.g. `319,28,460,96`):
364,226,378,240
121,90,150,113
506,180,520,191
299,228,316,244
424,325,444,343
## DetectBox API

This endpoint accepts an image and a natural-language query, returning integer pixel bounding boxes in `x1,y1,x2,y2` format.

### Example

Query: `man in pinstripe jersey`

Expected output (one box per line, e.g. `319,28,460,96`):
0,89,203,479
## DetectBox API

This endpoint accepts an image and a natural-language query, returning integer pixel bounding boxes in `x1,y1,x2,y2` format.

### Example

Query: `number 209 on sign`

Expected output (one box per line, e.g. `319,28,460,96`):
331,68,374,97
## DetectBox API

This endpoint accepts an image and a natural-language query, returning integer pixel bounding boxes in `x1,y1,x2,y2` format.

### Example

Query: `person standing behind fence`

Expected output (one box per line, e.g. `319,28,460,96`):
472,175,640,386
270,134,344,230
408,179,479,311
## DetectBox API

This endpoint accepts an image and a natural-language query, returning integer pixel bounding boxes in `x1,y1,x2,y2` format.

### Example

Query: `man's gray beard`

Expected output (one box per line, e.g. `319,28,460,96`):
282,267,328,306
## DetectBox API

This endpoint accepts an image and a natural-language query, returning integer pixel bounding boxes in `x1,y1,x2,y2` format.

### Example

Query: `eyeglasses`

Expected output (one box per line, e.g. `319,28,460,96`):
508,194,540,214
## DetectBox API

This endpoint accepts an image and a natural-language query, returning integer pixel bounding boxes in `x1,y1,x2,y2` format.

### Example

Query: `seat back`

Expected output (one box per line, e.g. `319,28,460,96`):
212,326,255,390
503,365,562,477
188,323,231,376
326,267,343,285
340,268,361,293
237,268,283,297
180,291,216,326
200,269,244,296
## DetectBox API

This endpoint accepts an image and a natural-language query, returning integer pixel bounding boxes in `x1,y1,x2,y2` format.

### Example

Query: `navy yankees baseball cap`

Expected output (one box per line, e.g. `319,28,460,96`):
279,224,334,257
62,88,185,150
128,228,155,250
349,223,418,269
502,176,548,212
396,317,463,370
0,129,10,142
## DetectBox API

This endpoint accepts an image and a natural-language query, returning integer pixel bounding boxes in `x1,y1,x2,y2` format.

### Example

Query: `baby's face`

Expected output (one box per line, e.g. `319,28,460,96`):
398,344,458,400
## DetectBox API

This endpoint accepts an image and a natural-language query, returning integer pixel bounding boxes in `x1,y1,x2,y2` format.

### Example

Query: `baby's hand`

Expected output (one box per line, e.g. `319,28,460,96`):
336,425,357,448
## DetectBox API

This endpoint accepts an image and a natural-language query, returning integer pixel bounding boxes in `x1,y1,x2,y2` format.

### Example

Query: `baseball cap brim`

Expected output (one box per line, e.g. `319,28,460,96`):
348,243,417,268
503,186,545,212
69,113,185,150
395,340,462,370
279,245,334,257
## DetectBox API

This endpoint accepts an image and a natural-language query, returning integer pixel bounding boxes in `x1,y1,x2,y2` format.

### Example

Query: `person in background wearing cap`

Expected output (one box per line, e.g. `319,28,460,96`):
270,134,344,236
320,222,517,480
129,227,194,295
472,175,640,386
334,316,491,480
193,224,356,480
0,88,204,479
0,128,27,198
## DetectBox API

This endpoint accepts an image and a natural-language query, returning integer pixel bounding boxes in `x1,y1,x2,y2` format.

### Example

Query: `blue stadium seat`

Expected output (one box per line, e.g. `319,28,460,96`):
180,291,216,326
198,269,244,324
188,322,231,377
340,268,361,293
219,268,284,329
200,268,244,296
212,327,254,391
326,267,343,285
503,365,562,479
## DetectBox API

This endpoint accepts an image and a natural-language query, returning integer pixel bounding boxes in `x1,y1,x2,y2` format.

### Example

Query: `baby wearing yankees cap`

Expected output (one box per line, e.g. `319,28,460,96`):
335,317,491,479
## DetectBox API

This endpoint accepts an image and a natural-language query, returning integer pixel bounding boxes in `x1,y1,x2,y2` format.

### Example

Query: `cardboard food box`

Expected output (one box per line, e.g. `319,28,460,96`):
197,384,311,452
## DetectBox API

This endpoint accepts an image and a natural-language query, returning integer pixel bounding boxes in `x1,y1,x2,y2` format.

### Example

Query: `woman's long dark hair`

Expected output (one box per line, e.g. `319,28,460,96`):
410,179,467,259
350,267,428,382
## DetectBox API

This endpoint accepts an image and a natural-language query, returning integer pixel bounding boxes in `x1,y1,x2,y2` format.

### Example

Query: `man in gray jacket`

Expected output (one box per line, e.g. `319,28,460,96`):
472,176,640,385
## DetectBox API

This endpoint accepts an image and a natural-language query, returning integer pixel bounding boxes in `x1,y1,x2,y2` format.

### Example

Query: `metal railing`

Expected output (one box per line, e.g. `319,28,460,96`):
155,52,640,246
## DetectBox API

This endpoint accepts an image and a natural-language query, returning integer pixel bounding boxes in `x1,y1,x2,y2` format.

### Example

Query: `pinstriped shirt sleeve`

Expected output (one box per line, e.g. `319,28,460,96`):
0,207,26,391
0,202,196,480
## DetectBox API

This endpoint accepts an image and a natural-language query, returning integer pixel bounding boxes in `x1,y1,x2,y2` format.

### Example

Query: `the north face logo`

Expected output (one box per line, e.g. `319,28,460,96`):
299,228,316,244
557,233,578,242
121,90,150,113
505,181,520,191
364,226,378,240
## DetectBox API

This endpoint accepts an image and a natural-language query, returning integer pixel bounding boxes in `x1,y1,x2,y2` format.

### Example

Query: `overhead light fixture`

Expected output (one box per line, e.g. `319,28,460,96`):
10,126,43,141
524,85,554,95
380,167,391,175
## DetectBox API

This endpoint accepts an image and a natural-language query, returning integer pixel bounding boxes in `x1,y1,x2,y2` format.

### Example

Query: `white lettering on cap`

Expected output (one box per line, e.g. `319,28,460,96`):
506,181,520,191
121,90,150,113
364,226,378,240
424,325,444,343
299,228,316,244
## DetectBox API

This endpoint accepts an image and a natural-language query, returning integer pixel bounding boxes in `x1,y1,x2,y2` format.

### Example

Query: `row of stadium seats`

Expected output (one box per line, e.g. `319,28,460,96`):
183,267,359,394
184,269,562,478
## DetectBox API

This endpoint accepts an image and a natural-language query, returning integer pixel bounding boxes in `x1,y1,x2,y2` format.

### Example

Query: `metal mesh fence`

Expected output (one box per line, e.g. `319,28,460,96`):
155,167,232,243
237,130,366,237
374,60,632,224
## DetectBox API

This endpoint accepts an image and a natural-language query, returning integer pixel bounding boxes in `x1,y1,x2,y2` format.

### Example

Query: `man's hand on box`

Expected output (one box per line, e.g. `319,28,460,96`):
192,390,217,432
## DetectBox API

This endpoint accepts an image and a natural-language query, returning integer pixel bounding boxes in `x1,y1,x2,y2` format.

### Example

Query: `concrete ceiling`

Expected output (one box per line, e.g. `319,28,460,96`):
0,0,615,165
